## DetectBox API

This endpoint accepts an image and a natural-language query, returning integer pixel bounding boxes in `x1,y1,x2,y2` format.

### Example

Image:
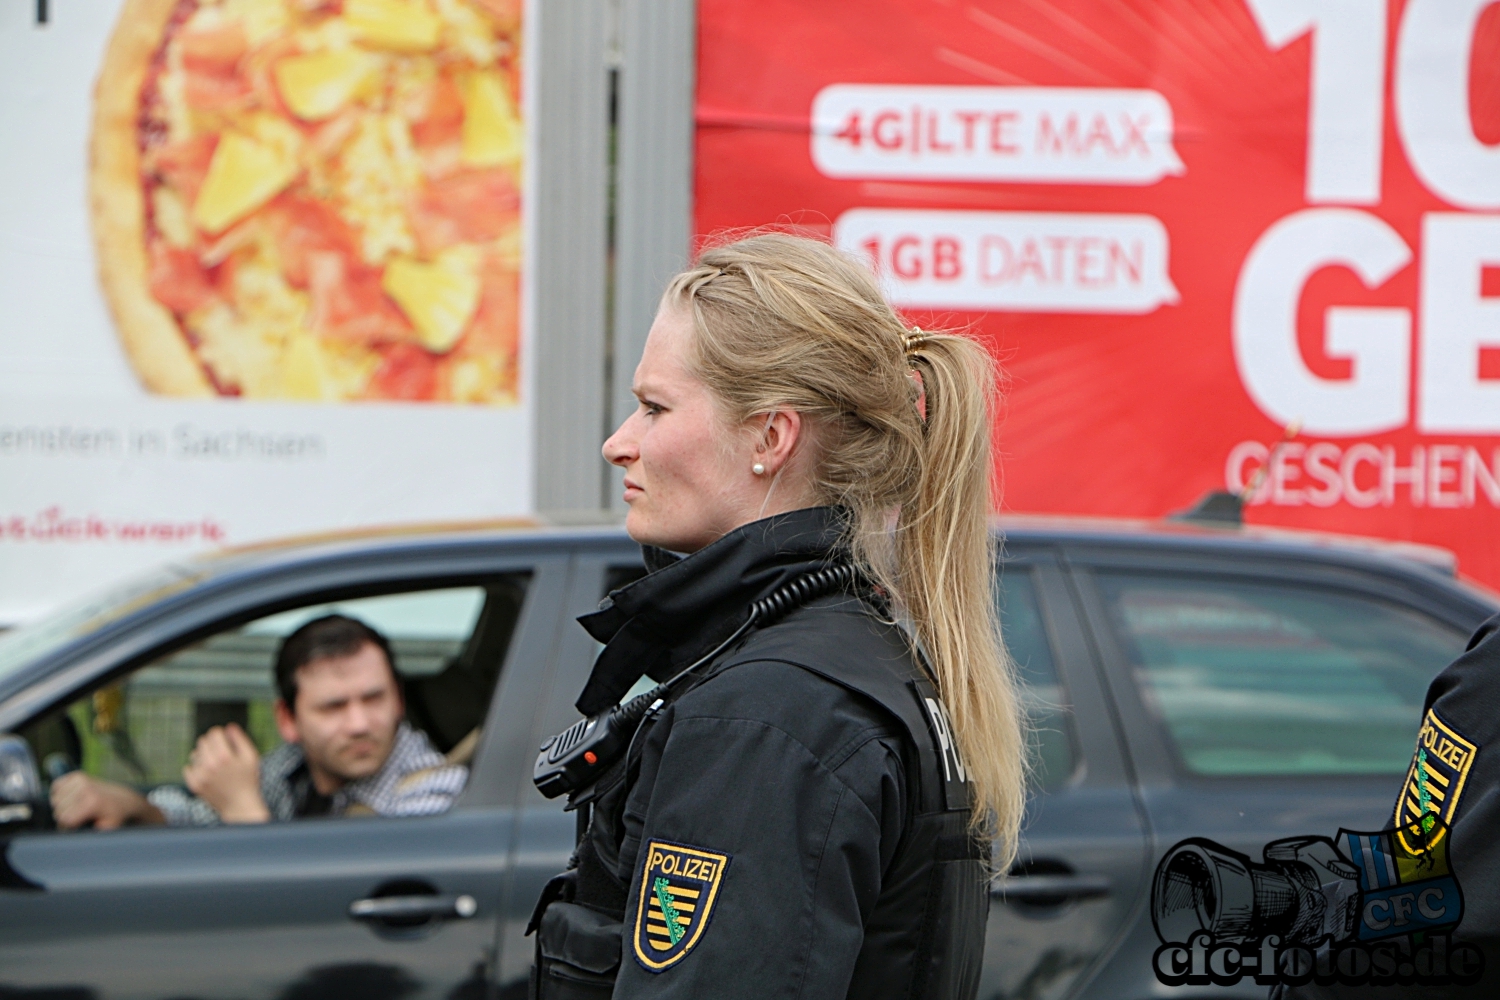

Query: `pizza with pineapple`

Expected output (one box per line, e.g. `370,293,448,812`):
91,0,523,403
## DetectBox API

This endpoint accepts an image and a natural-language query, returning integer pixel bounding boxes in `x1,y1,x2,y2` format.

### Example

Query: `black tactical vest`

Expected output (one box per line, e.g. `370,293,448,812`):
736,602,990,998
529,594,990,1000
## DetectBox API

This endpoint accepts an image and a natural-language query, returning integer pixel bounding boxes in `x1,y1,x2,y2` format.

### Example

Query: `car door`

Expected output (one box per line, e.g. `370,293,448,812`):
979,546,1150,1000
1065,547,1484,999
0,552,569,1000
492,540,645,998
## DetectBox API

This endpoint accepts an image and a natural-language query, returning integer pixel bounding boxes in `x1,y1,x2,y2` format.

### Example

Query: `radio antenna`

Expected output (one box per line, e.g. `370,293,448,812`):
1240,419,1303,502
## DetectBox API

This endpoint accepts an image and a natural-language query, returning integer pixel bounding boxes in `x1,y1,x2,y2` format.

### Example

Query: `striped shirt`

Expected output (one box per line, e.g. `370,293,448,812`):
148,722,468,825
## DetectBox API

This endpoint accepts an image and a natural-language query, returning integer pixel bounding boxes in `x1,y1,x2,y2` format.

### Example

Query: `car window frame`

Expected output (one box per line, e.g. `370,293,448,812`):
1064,543,1490,789
995,550,1083,793
1000,544,1137,793
514,545,652,807
1,548,571,818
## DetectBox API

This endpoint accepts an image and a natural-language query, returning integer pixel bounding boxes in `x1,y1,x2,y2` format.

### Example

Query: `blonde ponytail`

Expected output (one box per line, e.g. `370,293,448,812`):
895,334,1025,868
666,231,1026,870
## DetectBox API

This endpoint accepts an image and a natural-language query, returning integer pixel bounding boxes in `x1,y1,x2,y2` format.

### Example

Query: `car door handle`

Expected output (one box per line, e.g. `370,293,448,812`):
348,893,478,922
990,873,1112,902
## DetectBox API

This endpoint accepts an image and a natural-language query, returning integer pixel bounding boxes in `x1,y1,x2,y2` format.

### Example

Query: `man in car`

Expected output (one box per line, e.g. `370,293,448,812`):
50,614,467,827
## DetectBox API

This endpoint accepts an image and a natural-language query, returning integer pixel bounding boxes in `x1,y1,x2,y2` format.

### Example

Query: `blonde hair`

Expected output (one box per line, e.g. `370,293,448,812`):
664,231,1025,869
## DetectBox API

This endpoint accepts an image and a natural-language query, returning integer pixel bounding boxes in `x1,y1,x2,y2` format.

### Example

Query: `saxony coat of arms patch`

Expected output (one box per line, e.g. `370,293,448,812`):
633,840,731,972
1395,708,1479,854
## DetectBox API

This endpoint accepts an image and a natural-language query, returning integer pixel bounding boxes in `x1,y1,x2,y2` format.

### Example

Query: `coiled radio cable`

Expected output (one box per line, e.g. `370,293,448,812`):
533,563,857,799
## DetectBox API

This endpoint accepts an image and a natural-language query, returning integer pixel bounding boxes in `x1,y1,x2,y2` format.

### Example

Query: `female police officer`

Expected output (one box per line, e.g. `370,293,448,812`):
528,233,1026,1000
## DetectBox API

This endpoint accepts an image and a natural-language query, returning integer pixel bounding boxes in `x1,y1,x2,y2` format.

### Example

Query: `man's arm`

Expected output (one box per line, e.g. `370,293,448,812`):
50,772,165,829
183,723,271,824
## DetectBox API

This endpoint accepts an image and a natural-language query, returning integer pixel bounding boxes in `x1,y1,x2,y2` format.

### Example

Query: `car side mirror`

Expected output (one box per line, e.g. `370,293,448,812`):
0,735,41,825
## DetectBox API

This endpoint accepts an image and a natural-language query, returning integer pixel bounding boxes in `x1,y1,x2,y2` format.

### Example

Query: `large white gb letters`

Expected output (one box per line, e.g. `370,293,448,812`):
1238,0,1500,437
1233,209,1411,435
1234,209,1500,436
1421,214,1500,433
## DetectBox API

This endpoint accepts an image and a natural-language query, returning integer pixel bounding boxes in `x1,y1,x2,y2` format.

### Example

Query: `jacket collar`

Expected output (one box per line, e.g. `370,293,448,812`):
574,506,847,714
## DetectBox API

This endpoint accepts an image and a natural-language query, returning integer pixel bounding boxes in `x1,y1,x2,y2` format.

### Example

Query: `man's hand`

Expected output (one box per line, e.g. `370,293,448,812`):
50,772,164,830
184,723,270,824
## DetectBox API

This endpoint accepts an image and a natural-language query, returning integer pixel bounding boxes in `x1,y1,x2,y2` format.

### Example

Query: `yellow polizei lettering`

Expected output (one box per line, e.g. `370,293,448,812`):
1440,741,1469,769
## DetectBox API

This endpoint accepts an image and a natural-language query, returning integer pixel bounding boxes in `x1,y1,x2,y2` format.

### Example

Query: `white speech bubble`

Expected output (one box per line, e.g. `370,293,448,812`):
812,85,1185,185
835,208,1180,314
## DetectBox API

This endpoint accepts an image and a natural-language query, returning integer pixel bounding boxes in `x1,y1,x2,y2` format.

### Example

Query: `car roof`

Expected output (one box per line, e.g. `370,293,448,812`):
183,510,1466,584
991,512,1459,572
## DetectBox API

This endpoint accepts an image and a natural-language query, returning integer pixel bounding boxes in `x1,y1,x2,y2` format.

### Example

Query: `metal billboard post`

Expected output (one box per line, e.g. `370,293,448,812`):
530,0,695,520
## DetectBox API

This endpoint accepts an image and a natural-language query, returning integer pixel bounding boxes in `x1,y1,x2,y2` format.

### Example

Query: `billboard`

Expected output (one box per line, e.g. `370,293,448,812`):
696,0,1500,589
0,0,530,623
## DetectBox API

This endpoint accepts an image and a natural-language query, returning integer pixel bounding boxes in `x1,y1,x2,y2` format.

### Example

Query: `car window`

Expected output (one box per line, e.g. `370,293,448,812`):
1095,573,1469,777
998,568,1078,791
247,589,489,677
20,576,529,826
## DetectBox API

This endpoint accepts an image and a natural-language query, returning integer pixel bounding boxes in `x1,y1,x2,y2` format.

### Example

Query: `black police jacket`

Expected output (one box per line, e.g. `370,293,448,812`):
1279,612,1500,1000
543,507,989,1000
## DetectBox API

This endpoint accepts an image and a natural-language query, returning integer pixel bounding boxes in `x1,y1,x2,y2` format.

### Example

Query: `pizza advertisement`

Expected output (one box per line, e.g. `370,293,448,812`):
0,0,533,624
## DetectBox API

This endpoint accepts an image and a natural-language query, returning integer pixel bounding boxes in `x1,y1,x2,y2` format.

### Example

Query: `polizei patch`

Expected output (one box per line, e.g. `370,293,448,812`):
1395,708,1479,854
633,840,730,972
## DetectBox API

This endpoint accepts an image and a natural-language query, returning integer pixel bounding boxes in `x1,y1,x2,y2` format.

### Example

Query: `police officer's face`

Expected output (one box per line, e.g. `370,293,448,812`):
603,305,807,552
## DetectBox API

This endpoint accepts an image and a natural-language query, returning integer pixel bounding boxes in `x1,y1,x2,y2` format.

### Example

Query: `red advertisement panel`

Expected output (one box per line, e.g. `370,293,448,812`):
695,0,1500,589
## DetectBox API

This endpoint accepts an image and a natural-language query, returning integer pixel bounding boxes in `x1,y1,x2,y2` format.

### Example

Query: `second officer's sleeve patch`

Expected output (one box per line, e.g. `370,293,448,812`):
633,840,731,972
1395,707,1480,854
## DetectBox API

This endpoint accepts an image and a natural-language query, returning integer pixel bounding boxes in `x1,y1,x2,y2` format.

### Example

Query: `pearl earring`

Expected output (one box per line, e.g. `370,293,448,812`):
752,462,766,476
